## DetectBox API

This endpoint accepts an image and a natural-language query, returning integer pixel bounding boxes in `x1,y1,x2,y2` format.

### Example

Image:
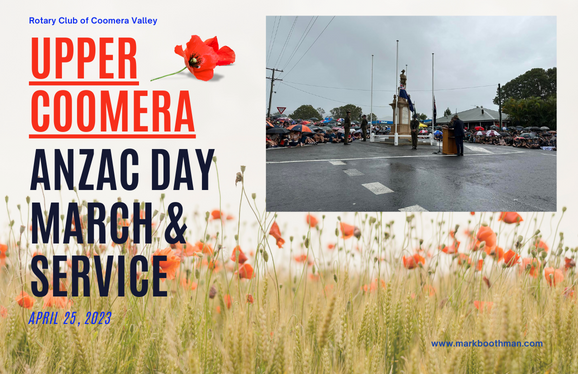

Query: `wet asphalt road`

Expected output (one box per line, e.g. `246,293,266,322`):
266,140,556,212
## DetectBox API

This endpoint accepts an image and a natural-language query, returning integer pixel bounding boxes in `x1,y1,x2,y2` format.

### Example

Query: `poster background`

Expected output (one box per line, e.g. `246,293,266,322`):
0,0,574,251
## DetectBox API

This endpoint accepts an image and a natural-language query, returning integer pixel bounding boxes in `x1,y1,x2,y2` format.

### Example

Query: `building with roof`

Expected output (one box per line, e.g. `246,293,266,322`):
436,107,509,130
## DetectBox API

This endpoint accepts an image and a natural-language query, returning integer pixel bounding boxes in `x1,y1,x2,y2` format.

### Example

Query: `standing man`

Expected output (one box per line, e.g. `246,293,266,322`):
360,114,368,141
410,113,419,150
450,114,465,156
344,111,351,145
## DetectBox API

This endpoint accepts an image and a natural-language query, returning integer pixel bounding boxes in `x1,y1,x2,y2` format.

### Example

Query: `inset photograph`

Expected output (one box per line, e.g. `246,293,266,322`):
266,16,556,212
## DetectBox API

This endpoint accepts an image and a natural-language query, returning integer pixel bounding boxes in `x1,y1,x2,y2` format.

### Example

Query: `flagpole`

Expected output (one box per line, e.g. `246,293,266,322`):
394,40,399,146
431,52,434,145
370,54,374,142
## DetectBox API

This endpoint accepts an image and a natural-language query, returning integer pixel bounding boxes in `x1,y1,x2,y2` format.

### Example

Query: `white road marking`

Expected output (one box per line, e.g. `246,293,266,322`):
464,145,493,154
266,151,525,164
329,160,346,165
362,182,393,195
344,169,364,177
399,205,429,212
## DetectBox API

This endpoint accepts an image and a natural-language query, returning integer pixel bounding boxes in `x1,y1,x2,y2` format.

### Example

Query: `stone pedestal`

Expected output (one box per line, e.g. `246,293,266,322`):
389,96,411,135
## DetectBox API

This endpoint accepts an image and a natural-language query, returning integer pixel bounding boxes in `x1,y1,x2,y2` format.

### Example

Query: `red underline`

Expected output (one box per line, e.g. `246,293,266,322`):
29,81,139,86
29,134,196,139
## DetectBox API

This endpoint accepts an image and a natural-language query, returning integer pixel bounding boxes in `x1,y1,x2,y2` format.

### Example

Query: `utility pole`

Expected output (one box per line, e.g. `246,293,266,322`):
498,83,502,128
266,68,283,119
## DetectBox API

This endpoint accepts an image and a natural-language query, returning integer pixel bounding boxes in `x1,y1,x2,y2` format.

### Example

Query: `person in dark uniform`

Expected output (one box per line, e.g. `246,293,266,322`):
343,111,351,145
360,114,368,141
450,114,465,156
410,113,419,149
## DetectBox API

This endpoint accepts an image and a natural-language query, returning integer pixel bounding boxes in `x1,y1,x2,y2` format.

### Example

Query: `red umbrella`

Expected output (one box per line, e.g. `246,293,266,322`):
301,121,311,125
475,126,485,131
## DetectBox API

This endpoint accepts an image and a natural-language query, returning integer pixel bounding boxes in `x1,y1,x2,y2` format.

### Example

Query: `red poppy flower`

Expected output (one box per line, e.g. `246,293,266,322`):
476,225,496,249
16,291,35,309
340,222,355,239
473,300,493,313
565,257,576,270
294,254,308,263
0,243,7,267
151,247,181,281
211,210,223,220
204,36,236,66
269,222,285,248
519,258,541,278
43,289,69,309
0,305,6,318
231,246,247,264
502,250,520,267
440,241,460,254
237,263,254,279
533,239,549,253
224,294,232,309
403,254,425,270
246,294,254,304
498,212,523,224
306,214,319,228
485,246,504,262
173,35,218,81
545,267,564,287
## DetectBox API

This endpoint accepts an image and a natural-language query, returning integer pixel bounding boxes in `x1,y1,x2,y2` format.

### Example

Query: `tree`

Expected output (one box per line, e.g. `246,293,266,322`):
329,104,363,121
502,96,556,129
415,112,428,122
290,105,322,120
316,107,326,119
444,108,452,117
366,113,378,122
494,67,556,106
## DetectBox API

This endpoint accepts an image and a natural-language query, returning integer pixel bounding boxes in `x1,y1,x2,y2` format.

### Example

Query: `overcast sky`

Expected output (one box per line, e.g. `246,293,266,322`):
266,16,556,120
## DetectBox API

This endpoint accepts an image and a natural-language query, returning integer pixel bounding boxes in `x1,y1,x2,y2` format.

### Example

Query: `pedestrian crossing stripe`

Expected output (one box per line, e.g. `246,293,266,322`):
399,205,429,212
362,182,393,195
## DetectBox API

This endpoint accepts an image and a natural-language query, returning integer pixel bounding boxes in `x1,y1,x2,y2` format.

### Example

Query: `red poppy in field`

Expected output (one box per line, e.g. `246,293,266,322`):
0,305,6,318
173,35,219,81
485,246,505,262
151,247,181,281
503,250,521,267
309,273,320,281
224,294,232,309
519,258,541,278
210,210,223,220
204,36,236,66
423,284,436,297
440,241,460,254
340,222,356,239
545,267,564,286
476,225,496,249
230,246,248,264
564,287,575,299
294,254,308,263
498,212,523,224
473,300,493,313
565,257,576,270
43,289,69,309
171,241,199,257
457,253,470,266
16,291,35,309
269,221,285,248
179,277,198,291
246,294,254,304
306,214,319,228
470,212,475,216
327,243,335,250
533,239,549,253
476,259,484,271
236,263,254,279
0,243,7,266
403,254,425,270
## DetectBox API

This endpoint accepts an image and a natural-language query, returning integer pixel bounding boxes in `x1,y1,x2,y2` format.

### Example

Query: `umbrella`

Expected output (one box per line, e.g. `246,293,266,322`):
419,129,428,134
486,130,500,137
435,126,443,130
332,126,341,131
419,123,428,128
540,126,550,131
354,129,362,134
301,121,311,125
475,126,485,131
475,131,484,136
490,125,499,130
266,121,274,129
267,128,289,135
309,126,322,132
288,124,313,133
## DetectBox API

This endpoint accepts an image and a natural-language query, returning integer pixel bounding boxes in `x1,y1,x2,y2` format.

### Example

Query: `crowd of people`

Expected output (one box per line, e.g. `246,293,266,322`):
266,129,368,148
462,129,556,149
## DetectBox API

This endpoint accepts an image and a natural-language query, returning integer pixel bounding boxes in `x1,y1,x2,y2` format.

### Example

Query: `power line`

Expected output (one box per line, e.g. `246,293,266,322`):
281,16,336,79
267,17,282,62
266,17,278,62
281,16,318,71
281,81,390,108
274,16,298,68
283,80,498,92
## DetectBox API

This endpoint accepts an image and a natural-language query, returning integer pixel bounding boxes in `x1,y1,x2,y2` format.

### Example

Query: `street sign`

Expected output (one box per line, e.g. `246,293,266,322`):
277,107,286,114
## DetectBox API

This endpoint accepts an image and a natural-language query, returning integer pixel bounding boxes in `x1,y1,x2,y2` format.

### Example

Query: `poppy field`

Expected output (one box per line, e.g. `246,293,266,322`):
0,181,577,373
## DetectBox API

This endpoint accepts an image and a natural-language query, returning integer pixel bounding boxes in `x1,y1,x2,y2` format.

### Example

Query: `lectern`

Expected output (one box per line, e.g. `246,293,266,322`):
442,128,457,155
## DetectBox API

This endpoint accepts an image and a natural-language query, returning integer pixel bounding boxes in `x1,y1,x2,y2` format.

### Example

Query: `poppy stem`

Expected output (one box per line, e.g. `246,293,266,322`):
150,67,187,81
